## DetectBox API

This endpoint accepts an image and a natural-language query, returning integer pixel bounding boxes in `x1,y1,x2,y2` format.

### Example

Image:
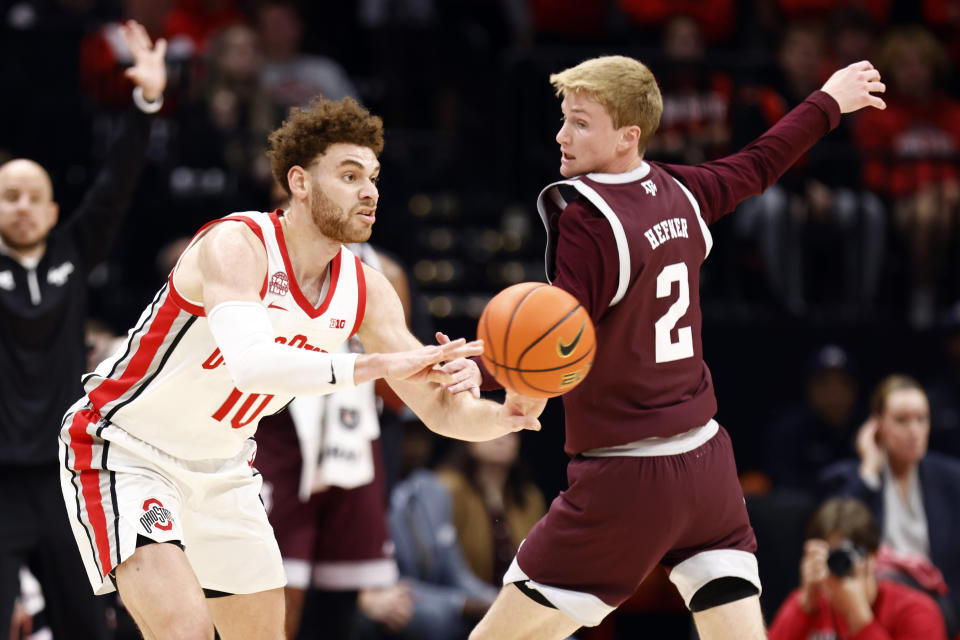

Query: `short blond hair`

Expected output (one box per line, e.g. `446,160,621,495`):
550,55,663,152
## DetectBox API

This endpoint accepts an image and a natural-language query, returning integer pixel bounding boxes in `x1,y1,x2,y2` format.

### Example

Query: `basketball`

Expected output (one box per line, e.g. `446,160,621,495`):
477,282,595,398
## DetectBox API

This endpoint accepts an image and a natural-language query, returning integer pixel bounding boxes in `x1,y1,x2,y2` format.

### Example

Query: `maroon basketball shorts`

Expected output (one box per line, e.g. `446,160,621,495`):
506,422,759,627
257,429,397,591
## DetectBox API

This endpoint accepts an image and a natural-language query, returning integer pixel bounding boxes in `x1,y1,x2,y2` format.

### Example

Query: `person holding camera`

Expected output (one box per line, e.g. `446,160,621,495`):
768,497,947,639
820,374,960,634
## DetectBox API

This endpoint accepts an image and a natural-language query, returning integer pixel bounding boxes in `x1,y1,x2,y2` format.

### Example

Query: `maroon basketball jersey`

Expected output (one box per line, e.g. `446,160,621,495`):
538,162,717,454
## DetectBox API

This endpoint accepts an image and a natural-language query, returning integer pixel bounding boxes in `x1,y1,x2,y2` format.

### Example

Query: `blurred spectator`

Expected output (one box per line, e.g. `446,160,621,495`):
436,433,545,586
852,26,960,328
824,5,879,68
768,496,947,639
256,0,359,113
775,0,891,27
527,0,608,42
921,0,960,65
765,344,863,491
820,375,960,633
733,22,885,316
617,0,737,46
173,23,276,227
165,0,246,55
354,418,498,640
646,15,732,165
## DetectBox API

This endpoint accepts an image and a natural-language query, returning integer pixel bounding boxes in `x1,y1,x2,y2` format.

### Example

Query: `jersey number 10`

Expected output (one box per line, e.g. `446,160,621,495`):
212,388,276,429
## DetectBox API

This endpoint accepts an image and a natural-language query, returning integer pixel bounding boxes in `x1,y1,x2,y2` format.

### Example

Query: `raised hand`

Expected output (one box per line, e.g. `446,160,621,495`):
820,60,886,114
120,20,167,101
855,416,885,479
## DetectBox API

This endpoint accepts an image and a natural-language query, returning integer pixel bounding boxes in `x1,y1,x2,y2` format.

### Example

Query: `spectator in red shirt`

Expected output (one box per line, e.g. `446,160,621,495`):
852,26,960,328
769,497,947,640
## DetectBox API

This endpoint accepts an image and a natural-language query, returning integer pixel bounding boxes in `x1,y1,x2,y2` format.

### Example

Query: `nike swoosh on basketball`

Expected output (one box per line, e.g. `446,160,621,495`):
329,361,336,385
268,302,287,311
557,321,585,357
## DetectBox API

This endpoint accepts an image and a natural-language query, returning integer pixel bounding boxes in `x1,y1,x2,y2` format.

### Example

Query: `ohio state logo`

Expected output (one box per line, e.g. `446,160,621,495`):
268,271,289,296
139,498,174,533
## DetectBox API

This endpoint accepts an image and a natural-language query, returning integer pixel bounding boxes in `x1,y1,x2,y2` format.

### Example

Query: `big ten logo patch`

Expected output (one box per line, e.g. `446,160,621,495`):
329,318,346,329
268,271,289,296
140,498,174,533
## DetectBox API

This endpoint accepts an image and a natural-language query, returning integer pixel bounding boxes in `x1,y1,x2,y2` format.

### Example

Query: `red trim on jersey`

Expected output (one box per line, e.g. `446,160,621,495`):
167,214,270,316
68,409,113,577
270,211,342,319
349,256,366,338
88,294,182,410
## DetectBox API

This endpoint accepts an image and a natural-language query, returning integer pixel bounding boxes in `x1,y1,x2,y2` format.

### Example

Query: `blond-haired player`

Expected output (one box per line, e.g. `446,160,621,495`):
470,55,886,640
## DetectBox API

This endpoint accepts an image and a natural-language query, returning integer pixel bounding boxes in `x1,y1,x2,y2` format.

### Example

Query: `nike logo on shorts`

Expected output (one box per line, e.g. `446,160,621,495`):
329,361,336,385
268,302,287,311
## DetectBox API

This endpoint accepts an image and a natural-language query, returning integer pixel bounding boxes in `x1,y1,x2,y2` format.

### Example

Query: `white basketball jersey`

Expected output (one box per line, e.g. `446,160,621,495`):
81,210,366,460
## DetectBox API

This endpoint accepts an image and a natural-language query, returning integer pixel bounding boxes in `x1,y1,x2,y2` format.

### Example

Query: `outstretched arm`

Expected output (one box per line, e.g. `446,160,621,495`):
174,222,479,396
357,265,542,441
664,61,886,225
69,20,168,266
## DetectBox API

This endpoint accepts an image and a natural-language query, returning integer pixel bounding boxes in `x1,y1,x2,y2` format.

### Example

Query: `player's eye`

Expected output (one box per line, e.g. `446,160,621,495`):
342,173,356,182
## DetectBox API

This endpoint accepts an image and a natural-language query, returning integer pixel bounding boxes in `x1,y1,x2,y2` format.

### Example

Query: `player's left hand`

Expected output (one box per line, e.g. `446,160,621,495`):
120,20,167,101
431,332,481,397
820,60,885,114
380,338,484,384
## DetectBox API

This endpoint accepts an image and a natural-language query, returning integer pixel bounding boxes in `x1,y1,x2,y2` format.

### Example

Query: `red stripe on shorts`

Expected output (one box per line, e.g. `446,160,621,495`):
68,409,113,577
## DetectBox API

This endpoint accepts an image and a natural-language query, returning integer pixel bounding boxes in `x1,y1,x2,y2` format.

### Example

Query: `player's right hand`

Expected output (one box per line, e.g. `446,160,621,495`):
820,60,886,114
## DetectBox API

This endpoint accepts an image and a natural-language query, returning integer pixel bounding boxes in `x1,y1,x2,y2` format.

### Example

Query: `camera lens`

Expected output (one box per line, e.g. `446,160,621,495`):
826,547,855,577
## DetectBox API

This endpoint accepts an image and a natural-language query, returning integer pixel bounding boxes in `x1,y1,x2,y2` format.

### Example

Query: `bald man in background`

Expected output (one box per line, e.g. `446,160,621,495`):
0,21,166,639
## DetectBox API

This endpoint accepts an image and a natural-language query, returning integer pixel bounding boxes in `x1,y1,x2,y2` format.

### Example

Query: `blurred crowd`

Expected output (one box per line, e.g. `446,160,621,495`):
3,0,960,638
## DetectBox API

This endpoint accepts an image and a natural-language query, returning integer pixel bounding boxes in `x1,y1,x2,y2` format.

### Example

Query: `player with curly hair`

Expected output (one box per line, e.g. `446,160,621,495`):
58,96,541,639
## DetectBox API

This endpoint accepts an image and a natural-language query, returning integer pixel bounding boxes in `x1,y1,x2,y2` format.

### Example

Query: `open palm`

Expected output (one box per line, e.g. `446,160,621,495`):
120,20,167,101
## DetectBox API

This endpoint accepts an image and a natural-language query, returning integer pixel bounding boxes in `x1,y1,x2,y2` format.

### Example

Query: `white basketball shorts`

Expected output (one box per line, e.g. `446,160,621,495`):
59,404,285,596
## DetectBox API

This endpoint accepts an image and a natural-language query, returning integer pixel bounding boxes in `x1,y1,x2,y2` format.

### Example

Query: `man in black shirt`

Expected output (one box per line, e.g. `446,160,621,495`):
0,21,166,638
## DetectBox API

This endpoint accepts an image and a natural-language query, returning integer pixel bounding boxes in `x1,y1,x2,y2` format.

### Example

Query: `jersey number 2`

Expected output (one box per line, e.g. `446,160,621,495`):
655,263,694,363
212,388,275,429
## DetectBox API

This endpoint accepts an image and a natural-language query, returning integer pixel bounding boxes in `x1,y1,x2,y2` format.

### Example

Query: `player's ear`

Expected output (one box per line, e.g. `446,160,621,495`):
287,165,308,199
618,125,641,153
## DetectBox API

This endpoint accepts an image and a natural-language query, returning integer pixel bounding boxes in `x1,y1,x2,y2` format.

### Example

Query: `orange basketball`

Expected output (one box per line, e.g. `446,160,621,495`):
477,282,595,398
